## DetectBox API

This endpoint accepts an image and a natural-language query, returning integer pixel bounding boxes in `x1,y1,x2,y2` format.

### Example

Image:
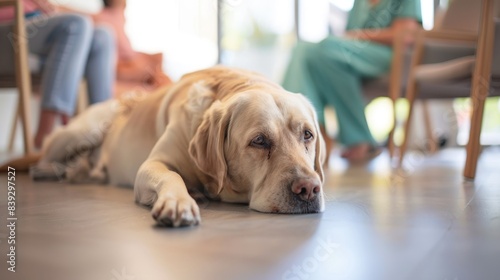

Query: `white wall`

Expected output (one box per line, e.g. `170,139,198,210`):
51,0,218,81
125,0,218,80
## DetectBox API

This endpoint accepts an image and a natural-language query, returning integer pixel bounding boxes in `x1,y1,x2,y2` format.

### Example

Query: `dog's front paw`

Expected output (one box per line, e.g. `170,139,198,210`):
151,196,201,227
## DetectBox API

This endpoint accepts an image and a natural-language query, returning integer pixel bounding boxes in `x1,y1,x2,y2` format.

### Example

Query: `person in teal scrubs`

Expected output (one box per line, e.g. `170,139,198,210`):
283,0,421,161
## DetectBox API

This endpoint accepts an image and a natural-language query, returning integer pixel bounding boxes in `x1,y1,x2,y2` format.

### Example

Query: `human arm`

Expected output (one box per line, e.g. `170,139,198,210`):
345,18,420,46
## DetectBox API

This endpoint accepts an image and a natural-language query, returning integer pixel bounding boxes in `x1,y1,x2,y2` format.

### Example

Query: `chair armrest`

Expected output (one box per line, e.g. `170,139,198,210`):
423,30,478,43
410,29,478,67
414,55,475,82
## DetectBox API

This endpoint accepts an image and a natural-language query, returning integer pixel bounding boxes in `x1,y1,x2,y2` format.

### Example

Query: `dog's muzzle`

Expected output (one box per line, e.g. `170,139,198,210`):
277,177,323,214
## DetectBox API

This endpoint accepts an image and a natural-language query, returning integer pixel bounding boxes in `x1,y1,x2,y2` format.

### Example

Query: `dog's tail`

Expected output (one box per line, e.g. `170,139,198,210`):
0,153,42,172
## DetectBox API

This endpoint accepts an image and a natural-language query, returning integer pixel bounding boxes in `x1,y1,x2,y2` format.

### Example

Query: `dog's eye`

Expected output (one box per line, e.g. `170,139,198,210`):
250,135,270,148
304,130,313,141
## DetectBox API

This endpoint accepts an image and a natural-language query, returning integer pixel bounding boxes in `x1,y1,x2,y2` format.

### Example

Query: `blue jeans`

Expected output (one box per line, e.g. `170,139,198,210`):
0,13,115,115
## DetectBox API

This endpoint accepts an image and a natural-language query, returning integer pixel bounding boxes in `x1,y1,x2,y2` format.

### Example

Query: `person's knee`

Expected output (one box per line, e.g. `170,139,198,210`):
90,26,115,54
293,41,321,63
303,44,326,69
57,14,93,38
296,42,331,70
307,38,352,71
61,14,92,31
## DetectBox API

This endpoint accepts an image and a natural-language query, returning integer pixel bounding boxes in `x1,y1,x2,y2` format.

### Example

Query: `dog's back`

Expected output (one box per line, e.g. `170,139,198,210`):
32,66,280,186
105,89,169,186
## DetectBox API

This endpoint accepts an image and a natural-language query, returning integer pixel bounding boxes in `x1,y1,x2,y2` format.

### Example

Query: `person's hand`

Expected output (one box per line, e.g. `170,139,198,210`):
344,23,419,47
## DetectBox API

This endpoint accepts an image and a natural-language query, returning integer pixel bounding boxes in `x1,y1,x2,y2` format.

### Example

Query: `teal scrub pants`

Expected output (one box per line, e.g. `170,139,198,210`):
282,36,392,146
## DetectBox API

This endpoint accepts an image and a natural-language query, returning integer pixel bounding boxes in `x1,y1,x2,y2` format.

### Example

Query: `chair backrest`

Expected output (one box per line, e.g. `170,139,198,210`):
433,0,500,78
438,0,481,33
437,0,500,33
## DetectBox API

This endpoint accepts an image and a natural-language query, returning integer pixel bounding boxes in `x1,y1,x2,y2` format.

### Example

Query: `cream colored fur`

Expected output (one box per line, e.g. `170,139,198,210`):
35,66,326,227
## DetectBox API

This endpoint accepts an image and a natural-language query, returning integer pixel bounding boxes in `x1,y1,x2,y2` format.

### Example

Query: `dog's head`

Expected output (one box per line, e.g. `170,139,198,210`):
189,89,325,214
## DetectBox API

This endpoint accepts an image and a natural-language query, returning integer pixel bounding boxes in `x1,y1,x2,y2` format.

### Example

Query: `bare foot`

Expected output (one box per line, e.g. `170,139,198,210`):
61,114,70,125
34,110,61,149
341,143,379,162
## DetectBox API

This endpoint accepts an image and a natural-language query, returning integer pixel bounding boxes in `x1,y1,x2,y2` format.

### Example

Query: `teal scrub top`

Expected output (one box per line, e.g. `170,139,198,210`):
346,0,422,30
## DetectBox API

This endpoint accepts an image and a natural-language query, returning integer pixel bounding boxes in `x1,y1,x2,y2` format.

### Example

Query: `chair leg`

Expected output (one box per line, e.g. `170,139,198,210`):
75,80,88,115
464,0,495,179
387,29,406,160
387,101,397,159
17,78,33,155
13,0,34,155
399,83,419,167
8,102,20,152
422,101,438,154
399,85,418,167
398,29,424,167
465,98,486,179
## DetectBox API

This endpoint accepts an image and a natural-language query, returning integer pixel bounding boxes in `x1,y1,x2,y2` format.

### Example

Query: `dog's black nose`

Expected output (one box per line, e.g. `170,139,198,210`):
291,178,320,201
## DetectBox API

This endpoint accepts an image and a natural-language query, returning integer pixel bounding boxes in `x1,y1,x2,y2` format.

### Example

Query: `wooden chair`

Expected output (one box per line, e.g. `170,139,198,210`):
0,0,33,155
2,79,88,152
363,0,457,158
398,0,500,179
361,30,413,158
289,2,419,159
0,0,88,154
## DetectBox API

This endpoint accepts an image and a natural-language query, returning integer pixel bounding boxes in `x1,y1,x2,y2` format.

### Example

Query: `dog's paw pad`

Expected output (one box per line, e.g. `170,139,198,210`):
151,196,200,227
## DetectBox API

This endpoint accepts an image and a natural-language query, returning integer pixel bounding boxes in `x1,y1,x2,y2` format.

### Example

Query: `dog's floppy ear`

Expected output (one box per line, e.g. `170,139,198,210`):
297,93,325,182
189,100,230,195
314,120,326,183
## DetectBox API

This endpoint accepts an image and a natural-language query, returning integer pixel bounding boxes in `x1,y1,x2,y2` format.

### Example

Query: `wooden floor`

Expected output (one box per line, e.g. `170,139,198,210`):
0,148,499,280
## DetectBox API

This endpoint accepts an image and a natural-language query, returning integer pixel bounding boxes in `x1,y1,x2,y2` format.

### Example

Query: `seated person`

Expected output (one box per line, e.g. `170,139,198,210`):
93,0,172,96
282,0,421,162
0,0,115,149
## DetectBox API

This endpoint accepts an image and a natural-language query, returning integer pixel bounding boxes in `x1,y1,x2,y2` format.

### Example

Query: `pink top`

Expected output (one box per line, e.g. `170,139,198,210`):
94,7,135,60
0,0,38,23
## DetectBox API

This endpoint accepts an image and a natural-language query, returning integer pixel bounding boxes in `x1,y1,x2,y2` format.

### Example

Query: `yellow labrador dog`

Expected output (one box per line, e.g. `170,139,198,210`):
33,66,326,227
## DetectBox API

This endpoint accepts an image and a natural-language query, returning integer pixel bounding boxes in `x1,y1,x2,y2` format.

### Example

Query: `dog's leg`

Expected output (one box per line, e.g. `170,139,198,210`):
31,127,92,181
33,101,118,181
134,130,201,227
88,146,108,184
135,160,201,227
65,153,92,183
